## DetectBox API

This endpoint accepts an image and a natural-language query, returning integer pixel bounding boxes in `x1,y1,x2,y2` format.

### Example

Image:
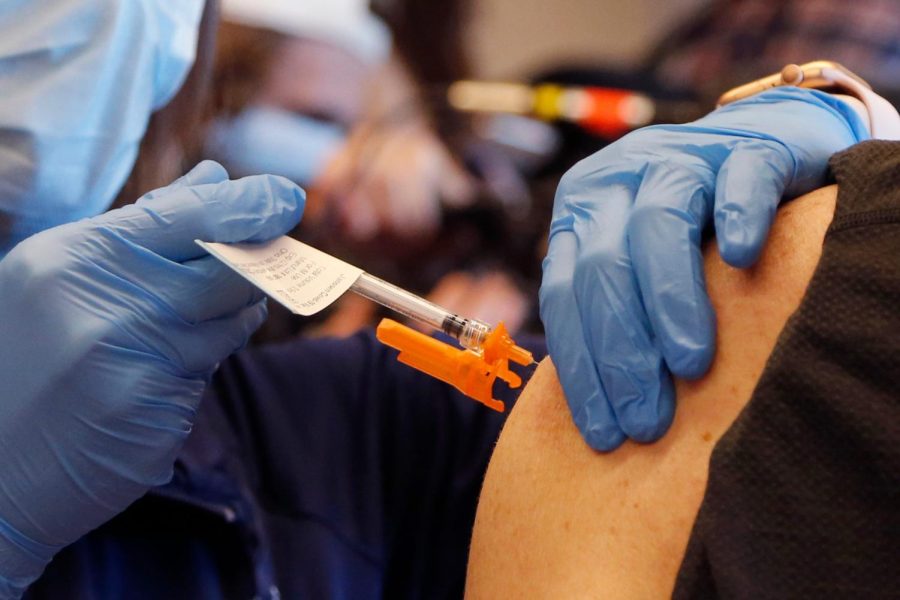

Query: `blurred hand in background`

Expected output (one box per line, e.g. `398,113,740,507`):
317,116,475,240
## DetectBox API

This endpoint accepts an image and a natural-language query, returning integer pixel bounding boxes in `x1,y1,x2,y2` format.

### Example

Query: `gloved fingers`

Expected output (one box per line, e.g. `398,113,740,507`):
103,166,305,262
137,160,229,201
569,184,676,443
155,299,269,374
540,232,625,451
148,255,265,324
627,162,716,379
713,140,792,268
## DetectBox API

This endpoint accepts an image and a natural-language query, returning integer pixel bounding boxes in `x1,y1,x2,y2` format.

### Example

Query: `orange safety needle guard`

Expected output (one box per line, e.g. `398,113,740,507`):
375,318,534,411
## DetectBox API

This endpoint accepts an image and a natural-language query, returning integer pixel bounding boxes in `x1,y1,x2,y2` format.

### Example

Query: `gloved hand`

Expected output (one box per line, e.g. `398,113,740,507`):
317,118,474,240
0,161,304,597
540,87,868,451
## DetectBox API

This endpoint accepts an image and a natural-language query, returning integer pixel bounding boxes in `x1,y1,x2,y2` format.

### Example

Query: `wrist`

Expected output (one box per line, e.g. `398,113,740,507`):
831,94,871,135
712,86,870,147
799,88,872,144
717,61,900,140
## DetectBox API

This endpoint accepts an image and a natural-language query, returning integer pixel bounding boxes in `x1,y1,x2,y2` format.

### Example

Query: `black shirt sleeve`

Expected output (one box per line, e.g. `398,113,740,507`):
674,140,900,598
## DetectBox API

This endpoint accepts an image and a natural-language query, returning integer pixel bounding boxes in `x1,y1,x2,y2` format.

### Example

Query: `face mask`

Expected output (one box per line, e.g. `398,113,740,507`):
0,0,205,255
205,106,345,186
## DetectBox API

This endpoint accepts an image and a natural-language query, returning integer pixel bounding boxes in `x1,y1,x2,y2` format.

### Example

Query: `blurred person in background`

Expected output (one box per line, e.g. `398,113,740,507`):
651,0,900,103
534,0,900,172
204,0,477,245
202,0,534,343
203,0,390,198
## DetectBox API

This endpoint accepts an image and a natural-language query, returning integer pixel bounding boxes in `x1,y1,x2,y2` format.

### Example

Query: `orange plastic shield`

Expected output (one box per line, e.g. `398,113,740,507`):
375,318,533,411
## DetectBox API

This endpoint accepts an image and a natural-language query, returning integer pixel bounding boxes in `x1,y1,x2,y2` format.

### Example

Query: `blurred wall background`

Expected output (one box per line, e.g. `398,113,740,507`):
466,0,711,78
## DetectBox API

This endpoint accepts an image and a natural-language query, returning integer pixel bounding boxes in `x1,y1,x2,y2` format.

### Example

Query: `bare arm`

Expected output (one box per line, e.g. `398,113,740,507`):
466,186,838,598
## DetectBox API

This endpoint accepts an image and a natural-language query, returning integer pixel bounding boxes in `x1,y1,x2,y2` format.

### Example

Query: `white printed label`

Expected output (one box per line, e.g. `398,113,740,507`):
197,236,363,316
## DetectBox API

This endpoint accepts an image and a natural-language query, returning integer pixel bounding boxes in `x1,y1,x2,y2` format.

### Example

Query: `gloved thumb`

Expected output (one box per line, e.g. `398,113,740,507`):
138,160,229,200
93,161,306,262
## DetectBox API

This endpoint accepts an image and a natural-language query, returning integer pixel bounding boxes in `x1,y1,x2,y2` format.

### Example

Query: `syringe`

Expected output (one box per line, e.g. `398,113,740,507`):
350,271,494,352
195,234,535,409
352,271,536,412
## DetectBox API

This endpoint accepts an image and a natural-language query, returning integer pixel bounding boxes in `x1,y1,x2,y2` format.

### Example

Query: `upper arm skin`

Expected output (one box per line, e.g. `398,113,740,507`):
465,186,839,599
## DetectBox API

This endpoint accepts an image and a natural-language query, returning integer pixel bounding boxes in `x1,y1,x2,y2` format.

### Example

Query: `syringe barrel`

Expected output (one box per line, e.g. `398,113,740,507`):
351,272,450,331
350,272,491,351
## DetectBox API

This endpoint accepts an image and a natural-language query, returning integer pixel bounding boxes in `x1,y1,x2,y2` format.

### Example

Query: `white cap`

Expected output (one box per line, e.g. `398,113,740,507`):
220,0,392,65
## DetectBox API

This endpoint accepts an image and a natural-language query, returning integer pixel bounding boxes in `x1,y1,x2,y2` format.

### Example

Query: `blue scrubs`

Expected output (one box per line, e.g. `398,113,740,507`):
24,329,545,599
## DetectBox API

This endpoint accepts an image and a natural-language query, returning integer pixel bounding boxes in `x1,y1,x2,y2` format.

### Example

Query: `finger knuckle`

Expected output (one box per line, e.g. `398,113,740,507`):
556,163,588,196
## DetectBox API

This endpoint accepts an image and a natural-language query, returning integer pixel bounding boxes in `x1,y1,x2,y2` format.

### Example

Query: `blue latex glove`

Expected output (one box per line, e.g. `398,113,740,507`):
0,161,304,596
540,88,869,451
0,0,205,254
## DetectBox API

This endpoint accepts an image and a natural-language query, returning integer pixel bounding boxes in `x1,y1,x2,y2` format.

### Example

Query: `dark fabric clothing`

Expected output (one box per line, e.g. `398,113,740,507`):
674,140,900,598
651,0,900,102
24,330,545,599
